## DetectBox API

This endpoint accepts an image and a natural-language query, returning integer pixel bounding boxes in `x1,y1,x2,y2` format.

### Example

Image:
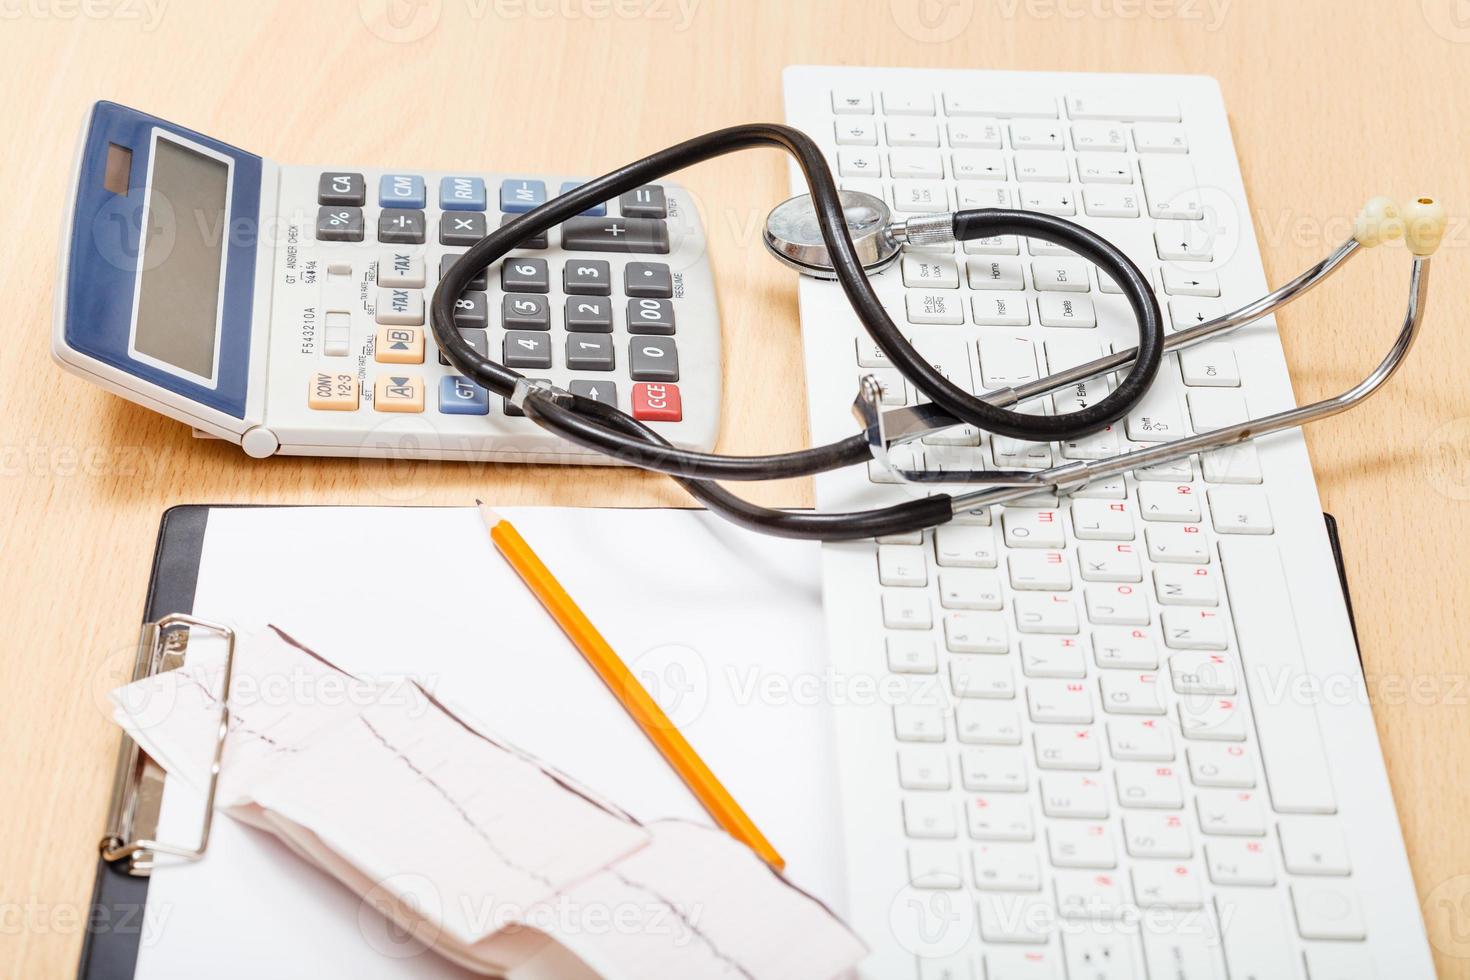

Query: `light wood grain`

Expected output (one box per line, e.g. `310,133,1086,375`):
2,0,1469,973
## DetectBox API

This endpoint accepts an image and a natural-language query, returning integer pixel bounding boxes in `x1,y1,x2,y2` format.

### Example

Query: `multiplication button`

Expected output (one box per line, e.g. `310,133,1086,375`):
624,262,673,298
440,211,486,246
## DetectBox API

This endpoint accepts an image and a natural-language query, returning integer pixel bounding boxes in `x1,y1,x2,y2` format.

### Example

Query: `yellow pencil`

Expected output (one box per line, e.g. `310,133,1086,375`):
476,501,786,870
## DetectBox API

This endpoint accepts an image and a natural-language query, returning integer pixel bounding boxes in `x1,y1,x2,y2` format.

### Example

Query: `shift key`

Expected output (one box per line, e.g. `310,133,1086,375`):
561,216,670,253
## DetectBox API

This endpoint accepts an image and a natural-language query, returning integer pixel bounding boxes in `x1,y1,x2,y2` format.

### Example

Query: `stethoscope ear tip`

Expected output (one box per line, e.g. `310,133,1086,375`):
1353,196,1404,248
1402,196,1447,256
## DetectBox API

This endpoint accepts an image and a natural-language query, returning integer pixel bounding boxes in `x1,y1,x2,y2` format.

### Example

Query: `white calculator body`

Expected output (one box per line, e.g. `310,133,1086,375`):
53,102,721,461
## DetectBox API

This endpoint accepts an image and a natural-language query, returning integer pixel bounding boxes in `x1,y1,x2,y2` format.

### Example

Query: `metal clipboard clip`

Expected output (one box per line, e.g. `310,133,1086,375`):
99,613,236,876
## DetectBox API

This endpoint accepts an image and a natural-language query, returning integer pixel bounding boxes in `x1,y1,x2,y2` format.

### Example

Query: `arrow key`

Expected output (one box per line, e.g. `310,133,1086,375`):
1161,265,1221,297
1155,220,1215,262
569,379,617,408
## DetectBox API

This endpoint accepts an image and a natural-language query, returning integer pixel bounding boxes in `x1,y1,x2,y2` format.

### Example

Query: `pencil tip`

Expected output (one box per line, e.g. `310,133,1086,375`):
474,498,484,506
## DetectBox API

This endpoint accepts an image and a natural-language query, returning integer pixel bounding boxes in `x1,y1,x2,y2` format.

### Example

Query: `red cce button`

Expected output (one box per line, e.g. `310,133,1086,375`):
632,383,682,421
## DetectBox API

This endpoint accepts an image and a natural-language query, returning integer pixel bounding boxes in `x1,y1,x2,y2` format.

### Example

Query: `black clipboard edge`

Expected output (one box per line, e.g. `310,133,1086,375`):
1322,512,1363,668
77,505,210,980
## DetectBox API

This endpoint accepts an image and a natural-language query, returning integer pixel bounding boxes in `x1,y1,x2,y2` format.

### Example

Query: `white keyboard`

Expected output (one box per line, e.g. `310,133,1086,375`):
783,66,1433,979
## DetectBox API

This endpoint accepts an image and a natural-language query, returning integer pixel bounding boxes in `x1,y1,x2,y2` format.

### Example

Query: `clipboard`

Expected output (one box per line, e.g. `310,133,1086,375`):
78,505,214,980
76,504,1365,979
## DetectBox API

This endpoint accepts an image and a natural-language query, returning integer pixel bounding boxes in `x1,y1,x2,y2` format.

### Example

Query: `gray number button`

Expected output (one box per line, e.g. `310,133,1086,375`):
318,172,366,206
566,334,615,371
499,214,548,249
502,257,550,293
440,211,486,246
440,252,487,291
563,260,612,296
439,328,489,366
624,262,673,298
627,297,675,335
565,296,613,333
452,290,489,329
503,377,550,417
630,336,679,382
569,379,617,406
503,294,551,330
378,209,426,244
317,206,364,242
504,331,552,369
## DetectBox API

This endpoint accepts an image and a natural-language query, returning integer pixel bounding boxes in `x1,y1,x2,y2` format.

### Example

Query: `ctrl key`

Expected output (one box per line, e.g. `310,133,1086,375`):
632,383,682,422
308,371,359,411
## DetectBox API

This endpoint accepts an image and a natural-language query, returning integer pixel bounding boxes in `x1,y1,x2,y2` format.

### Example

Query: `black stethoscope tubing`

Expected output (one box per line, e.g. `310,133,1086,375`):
432,123,1164,540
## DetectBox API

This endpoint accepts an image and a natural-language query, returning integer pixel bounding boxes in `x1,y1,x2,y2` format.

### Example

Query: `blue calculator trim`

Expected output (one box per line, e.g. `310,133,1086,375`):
63,102,262,419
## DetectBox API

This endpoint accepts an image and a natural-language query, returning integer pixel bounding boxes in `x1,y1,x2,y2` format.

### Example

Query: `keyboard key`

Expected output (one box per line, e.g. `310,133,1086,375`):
895,705,946,743
1220,538,1337,813
503,331,552,369
1078,544,1142,584
1010,120,1064,151
498,213,548,249
878,544,928,586
837,149,882,178
961,746,1028,792
890,149,942,178
307,371,358,411
905,292,964,325
619,184,667,218
372,374,424,413
887,635,937,674
374,325,423,364
1082,187,1141,218
950,655,1015,697
935,524,999,567
318,171,366,206
502,257,550,293
1145,525,1210,564
375,288,424,326
831,88,873,114
379,174,425,208
898,746,950,790
882,120,940,147
966,794,1034,841
624,261,673,298
1014,594,1079,635
1093,629,1160,670
1170,653,1236,696
1138,484,1201,522
1018,185,1077,216
440,252,488,291
1132,862,1202,908
1155,219,1215,262
378,251,425,288
439,210,486,246
556,181,608,217
1140,915,1223,979
882,91,935,115
966,257,1025,290
439,176,486,211
450,290,488,329
499,178,547,213
438,328,489,366
1020,638,1085,678
629,336,679,382
1134,123,1190,153
907,845,962,889
627,297,676,334
944,613,1009,654
1070,122,1129,152
893,179,949,212
902,254,960,288
1014,152,1070,182
944,91,1057,118
1140,159,1202,219
1100,673,1165,716
1180,343,1241,387
1178,697,1246,741
1115,763,1183,809
568,379,616,407
972,293,1032,327
1084,584,1150,626
316,206,364,242
563,259,612,295
437,376,489,415
1040,773,1109,818
1217,891,1298,980
1063,935,1138,980
902,796,957,839
1161,609,1230,651
1291,882,1367,940
1208,487,1274,534
1033,726,1099,770
948,119,1003,148
503,294,551,330
1048,822,1117,868
1161,265,1221,297
565,334,615,372
833,117,877,145
1028,681,1093,725
1066,93,1181,122
1153,565,1219,605
1031,258,1090,292
1186,743,1253,787
565,296,614,333
1278,819,1352,876
973,852,1044,897
1002,508,1066,549
1122,813,1191,858
1108,719,1173,762
1204,840,1275,886
560,215,670,253
1037,294,1095,327
950,150,1006,180
1196,789,1266,836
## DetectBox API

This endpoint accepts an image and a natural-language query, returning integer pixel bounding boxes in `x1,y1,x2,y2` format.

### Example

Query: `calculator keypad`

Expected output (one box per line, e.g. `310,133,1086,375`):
297,170,701,438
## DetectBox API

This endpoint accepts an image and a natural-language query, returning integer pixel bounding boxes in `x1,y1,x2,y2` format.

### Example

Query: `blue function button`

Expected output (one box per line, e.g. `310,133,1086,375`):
440,176,487,211
438,375,490,415
557,181,608,217
379,174,426,209
499,179,547,213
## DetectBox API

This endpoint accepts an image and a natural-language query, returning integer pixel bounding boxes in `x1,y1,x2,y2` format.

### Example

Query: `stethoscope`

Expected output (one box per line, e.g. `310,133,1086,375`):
432,124,1444,541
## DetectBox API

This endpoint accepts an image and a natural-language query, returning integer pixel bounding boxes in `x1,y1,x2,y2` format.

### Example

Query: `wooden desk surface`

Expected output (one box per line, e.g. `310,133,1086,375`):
3,0,1468,973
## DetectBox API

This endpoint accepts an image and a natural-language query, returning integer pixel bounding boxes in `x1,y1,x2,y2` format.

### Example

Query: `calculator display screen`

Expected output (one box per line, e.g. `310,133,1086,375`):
132,137,229,380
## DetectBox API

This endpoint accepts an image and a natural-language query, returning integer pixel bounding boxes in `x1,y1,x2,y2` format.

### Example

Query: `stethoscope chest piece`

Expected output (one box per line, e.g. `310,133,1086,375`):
763,190,900,278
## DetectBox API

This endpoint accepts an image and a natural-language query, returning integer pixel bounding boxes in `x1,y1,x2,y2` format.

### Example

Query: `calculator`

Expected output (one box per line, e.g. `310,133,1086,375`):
52,101,721,461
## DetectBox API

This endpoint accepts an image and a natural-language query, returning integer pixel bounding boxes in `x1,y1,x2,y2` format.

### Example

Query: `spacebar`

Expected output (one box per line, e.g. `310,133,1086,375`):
1219,538,1337,814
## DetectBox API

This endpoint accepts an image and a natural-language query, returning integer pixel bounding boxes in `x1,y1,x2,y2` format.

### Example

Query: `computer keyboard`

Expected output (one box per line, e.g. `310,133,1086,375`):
783,66,1433,979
